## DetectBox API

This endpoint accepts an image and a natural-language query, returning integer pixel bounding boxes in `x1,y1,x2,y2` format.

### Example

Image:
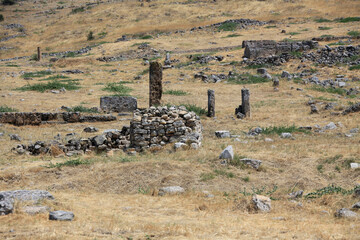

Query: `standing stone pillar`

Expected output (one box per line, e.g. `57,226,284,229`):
37,47,41,61
241,88,250,118
149,62,162,107
207,89,215,117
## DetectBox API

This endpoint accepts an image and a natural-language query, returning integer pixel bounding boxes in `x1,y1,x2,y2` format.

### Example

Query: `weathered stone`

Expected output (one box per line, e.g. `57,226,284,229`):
215,131,230,138
350,163,359,169
273,77,279,87
334,208,358,219
49,210,74,221
281,71,292,80
280,132,292,138
323,122,337,130
219,145,234,160
92,135,106,146
0,194,13,215
158,186,185,196
289,190,304,199
0,190,54,202
149,62,163,107
100,96,137,112
310,104,319,114
257,68,267,74
351,202,360,209
235,88,251,118
84,127,98,133
252,194,271,212
10,134,21,141
239,158,262,170
207,89,215,117
23,206,49,215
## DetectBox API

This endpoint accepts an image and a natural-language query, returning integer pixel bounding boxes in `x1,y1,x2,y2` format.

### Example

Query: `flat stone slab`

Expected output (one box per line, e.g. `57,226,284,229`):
158,186,185,196
215,131,230,138
49,210,74,221
219,145,234,160
0,190,54,201
100,96,137,112
23,205,49,215
0,194,13,215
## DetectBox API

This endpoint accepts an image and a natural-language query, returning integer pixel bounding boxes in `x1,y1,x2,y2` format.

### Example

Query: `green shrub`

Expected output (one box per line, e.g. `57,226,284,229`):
318,26,332,30
39,75,70,81
16,80,80,92
336,17,360,23
310,86,346,96
290,51,302,58
164,90,188,96
347,31,360,37
46,158,90,169
139,35,153,39
71,7,85,14
228,73,271,84
0,14,4,21
265,25,277,28
30,54,39,61
217,22,238,31
262,125,310,135
21,71,52,78
87,31,94,41
314,18,332,23
182,104,206,116
349,64,360,70
66,105,99,113
214,169,235,178
102,82,132,96
200,173,215,182
223,34,242,38
288,32,300,36
304,184,359,199
0,105,18,112
320,34,334,38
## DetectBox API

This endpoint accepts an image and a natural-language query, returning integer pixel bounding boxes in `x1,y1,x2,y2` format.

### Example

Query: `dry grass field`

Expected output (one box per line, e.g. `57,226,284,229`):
0,0,360,239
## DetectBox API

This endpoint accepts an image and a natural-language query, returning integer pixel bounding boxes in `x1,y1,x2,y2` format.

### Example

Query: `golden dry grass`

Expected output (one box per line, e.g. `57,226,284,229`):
0,0,360,239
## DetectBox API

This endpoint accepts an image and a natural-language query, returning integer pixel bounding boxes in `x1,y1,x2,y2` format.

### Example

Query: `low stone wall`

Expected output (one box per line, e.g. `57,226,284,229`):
242,40,319,59
129,106,202,151
0,112,116,126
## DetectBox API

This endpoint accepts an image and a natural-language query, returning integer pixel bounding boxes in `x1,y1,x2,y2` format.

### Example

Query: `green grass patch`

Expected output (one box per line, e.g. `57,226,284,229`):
200,173,215,181
223,33,242,38
102,82,132,96
131,42,150,47
214,169,235,178
349,64,360,70
39,75,70,81
182,104,206,116
347,31,360,37
336,17,360,23
228,73,271,85
229,154,250,169
262,125,310,135
265,25,277,28
71,7,85,14
314,18,332,23
304,184,359,199
217,22,238,31
16,80,80,92
164,90,188,96
288,32,300,36
0,105,18,112
318,26,332,30
139,35,153,39
328,41,346,46
22,71,52,79
290,51,302,58
46,158,90,169
310,86,346,96
320,34,334,38
314,96,337,102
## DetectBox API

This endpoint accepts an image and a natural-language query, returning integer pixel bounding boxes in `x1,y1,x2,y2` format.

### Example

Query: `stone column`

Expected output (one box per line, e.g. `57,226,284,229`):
37,47,41,61
149,62,162,107
207,89,215,117
241,88,250,117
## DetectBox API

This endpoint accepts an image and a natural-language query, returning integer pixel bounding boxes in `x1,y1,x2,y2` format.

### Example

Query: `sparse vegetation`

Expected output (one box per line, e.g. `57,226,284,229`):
310,86,347,96
223,33,242,38
318,26,332,30
0,105,18,112
265,25,277,28
71,7,85,14
102,82,132,96
304,185,360,199
217,22,238,31
21,71,52,78
0,14,3,21
66,105,99,113
290,51,302,58
228,73,271,84
336,17,360,23
87,31,94,41
349,64,360,70
182,104,207,116
314,18,332,23
262,125,310,135
46,158,90,169
347,30,360,37
2,0,16,5
16,81,80,92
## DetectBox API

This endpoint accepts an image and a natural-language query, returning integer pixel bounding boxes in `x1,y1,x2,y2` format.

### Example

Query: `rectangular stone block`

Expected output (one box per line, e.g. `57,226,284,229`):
100,96,137,112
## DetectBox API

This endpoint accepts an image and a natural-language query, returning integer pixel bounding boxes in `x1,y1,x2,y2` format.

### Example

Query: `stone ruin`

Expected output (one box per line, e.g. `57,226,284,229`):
13,106,203,156
235,88,250,119
242,40,319,59
100,96,137,113
129,106,202,152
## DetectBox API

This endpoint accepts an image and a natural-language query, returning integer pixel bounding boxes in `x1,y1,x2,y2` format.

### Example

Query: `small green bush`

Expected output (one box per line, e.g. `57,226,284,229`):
347,31,360,37
139,35,153,39
336,17,360,23
223,34,242,38
0,105,18,112
16,80,80,92
349,64,360,70
164,90,188,96
46,159,90,169
262,125,310,135
22,70,52,78
265,25,277,28
288,32,300,36
71,7,85,14
290,51,302,58
66,105,99,113
102,82,132,96
228,73,271,84
87,31,94,41
314,18,332,23
217,22,238,31
318,26,332,30
304,184,359,199
200,173,215,182
0,14,4,21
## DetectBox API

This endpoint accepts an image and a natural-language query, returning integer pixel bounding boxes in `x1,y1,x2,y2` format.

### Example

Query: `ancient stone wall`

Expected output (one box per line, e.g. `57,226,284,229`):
129,106,202,151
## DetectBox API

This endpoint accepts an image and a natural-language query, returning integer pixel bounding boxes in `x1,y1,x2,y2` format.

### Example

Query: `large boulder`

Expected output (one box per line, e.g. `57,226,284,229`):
334,208,358,219
100,96,137,112
252,194,271,212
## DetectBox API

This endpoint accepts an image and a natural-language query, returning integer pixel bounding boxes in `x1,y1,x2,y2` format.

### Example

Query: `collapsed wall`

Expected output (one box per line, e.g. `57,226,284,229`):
129,106,202,151
242,40,319,59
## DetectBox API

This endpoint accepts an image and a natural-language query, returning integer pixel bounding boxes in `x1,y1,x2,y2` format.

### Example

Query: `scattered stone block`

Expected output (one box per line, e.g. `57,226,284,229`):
0,190,54,202
334,208,358,219
289,190,304,199
23,206,49,215
239,158,262,170
219,145,234,160
9,134,21,141
352,202,360,209
49,211,74,221
280,132,292,138
350,163,359,169
158,186,185,196
84,127,98,133
0,194,13,215
100,96,137,112
215,131,230,138
252,194,271,212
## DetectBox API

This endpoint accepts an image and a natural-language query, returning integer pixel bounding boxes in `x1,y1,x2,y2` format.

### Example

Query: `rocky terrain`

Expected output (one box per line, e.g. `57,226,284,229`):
0,0,359,239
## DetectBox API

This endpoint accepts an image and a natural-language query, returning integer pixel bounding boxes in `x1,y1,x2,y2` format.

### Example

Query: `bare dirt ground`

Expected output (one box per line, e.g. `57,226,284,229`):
0,0,359,239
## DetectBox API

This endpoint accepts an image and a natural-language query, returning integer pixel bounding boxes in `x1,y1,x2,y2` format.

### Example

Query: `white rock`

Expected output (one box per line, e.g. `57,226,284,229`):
350,163,359,169
219,145,234,160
